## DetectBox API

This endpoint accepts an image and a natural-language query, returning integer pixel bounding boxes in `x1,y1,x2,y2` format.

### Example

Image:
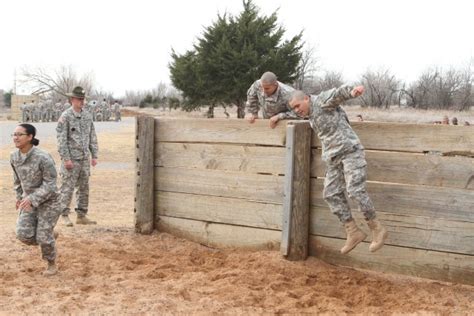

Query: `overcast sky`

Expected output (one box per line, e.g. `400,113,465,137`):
1,0,473,97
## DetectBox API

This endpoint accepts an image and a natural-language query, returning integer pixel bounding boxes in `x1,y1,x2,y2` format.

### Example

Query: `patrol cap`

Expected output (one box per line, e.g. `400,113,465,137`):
66,86,86,99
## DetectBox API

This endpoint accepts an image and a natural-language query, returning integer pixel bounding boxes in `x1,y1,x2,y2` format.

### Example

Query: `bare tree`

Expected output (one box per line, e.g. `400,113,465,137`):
358,68,400,108
20,65,95,98
404,62,473,110
309,70,345,95
294,44,319,90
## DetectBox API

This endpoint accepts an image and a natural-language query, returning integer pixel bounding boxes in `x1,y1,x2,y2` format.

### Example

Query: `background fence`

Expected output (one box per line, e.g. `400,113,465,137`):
135,116,474,285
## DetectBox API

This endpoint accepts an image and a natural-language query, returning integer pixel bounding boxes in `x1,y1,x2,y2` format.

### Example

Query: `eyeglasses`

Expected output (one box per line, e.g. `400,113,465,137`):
11,133,28,137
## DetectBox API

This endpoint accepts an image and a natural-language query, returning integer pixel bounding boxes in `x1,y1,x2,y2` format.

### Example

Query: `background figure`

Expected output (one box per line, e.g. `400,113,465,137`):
451,117,458,125
57,86,99,226
20,102,28,122
10,123,61,276
442,115,449,125
113,101,121,122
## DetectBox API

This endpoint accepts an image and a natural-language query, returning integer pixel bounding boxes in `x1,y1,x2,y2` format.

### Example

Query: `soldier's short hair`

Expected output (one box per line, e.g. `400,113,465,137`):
290,90,306,102
260,71,278,84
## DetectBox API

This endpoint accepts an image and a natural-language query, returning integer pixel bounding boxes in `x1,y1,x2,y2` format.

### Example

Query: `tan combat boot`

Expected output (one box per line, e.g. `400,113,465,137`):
43,260,58,276
341,220,367,254
367,218,388,252
61,215,73,227
76,215,97,225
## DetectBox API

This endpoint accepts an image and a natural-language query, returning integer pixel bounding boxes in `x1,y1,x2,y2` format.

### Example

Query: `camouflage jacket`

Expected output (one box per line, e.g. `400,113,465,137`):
10,147,59,207
56,107,98,161
246,80,297,119
309,85,363,161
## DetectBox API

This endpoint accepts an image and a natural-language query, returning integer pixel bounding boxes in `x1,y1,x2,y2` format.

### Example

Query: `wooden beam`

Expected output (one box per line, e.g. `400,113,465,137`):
311,149,474,190
311,179,474,222
156,216,281,250
311,122,474,153
155,167,284,204
309,235,474,285
134,116,155,234
155,118,287,146
310,206,474,255
155,191,282,230
282,122,311,261
155,142,285,175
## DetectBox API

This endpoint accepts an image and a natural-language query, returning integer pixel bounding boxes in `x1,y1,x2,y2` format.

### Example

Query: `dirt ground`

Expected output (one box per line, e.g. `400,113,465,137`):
0,111,473,315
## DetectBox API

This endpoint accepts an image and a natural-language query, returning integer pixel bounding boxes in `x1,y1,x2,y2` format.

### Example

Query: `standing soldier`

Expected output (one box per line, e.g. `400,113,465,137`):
246,71,297,129
53,99,63,121
20,102,28,122
63,99,71,111
90,100,97,121
57,86,98,226
100,98,109,121
45,99,53,122
288,87,388,254
32,100,41,122
112,100,121,122
39,100,47,122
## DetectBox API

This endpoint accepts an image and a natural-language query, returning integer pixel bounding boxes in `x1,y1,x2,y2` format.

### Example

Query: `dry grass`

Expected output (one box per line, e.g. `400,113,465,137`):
122,105,474,125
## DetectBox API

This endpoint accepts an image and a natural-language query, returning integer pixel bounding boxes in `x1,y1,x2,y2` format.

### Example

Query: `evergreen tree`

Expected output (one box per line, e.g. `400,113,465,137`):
169,0,303,118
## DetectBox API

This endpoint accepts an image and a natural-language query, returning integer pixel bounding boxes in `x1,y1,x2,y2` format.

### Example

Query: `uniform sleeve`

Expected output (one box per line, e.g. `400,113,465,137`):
27,155,57,207
10,159,23,201
56,114,71,161
277,110,300,120
246,81,260,116
320,85,354,109
89,122,99,159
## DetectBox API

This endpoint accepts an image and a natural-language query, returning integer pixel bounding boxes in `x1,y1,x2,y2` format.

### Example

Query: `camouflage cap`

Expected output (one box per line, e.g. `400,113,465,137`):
66,86,86,99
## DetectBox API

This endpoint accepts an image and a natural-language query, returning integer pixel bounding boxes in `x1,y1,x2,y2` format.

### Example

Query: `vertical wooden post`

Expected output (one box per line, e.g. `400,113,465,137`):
134,115,155,234
281,121,311,260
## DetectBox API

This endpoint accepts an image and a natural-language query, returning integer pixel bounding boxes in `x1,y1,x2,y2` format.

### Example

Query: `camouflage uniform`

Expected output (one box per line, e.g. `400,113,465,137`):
309,85,376,223
20,103,28,122
10,147,61,262
246,80,297,119
56,107,98,217
112,102,121,121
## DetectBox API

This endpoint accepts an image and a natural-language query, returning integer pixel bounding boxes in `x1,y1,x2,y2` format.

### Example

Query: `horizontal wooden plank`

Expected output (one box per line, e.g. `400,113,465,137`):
311,179,474,222
310,207,474,255
311,149,474,190
309,235,474,285
311,122,474,153
155,167,284,204
155,191,281,230
156,216,280,250
155,118,287,146
155,142,285,175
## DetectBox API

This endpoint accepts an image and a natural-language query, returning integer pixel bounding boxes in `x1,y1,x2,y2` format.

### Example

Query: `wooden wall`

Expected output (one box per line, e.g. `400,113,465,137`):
11,95,39,120
308,122,473,285
145,117,474,285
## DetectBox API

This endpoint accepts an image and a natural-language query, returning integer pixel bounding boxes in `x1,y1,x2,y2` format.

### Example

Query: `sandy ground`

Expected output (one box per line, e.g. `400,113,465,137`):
0,113,473,314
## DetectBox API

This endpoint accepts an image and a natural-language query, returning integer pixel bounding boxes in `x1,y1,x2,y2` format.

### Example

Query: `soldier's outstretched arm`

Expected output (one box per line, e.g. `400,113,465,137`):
320,85,356,109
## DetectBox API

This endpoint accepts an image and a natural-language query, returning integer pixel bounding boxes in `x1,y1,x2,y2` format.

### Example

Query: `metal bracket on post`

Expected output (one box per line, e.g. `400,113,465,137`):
281,124,295,256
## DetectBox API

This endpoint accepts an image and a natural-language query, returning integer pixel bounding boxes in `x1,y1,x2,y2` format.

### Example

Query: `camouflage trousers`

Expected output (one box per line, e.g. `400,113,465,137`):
60,159,91,216
16,199,61,262
323,147,376,223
